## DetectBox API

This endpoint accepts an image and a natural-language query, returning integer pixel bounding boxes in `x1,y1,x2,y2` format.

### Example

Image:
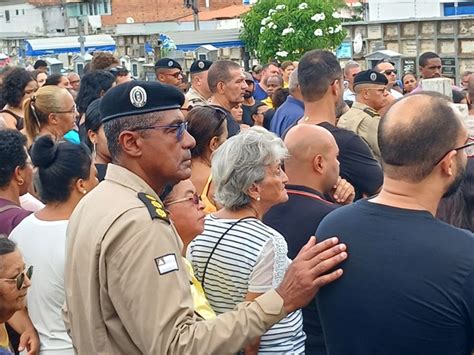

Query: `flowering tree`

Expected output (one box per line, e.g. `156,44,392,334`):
241,0,347,62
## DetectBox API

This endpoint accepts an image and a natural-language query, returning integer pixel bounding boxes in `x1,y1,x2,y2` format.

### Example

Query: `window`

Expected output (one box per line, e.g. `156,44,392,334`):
16,9,19,16
132,63,138,77
198,53,207,60
5,10,10,22
22,9,25,15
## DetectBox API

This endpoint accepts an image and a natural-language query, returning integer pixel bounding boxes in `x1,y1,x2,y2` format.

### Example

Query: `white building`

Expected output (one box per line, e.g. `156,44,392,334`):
368,0,474,21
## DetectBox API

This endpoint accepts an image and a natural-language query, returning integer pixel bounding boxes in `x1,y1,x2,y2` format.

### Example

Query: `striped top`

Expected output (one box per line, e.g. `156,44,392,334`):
188,215,306,354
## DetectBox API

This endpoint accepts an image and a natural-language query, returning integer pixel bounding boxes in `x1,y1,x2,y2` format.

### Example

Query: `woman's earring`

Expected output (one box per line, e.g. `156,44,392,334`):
18,178,24,186
93,143,97,159
82,190,87,195
256,196,261,201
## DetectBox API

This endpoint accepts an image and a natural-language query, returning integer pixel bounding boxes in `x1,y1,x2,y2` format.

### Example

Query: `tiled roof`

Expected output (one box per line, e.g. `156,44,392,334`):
179,4,251,22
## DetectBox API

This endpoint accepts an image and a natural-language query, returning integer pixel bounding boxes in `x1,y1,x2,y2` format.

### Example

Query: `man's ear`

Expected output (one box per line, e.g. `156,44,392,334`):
312,154,324,175
439,150,457,177
216,81,226,95
118,131,143,158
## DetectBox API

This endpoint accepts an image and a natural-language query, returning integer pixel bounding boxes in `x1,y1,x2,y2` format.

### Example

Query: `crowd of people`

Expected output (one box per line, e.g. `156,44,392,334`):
0,48,473,355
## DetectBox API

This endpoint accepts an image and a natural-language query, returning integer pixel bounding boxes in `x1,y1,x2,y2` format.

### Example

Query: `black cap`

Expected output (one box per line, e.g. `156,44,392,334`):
354,70,388,88
100,81,185,123
190,59,212,74
154,58,182,70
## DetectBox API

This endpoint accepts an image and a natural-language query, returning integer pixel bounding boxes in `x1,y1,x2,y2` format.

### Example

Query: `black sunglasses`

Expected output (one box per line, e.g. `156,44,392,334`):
0,266,33,290
383,69,397,75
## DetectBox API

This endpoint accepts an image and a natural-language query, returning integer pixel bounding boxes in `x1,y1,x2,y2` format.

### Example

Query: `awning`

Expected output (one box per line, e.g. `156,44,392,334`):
25,34,116,56
162,29,243,52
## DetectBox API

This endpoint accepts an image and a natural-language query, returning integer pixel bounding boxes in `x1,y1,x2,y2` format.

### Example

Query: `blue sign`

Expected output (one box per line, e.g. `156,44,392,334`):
336,41,352,59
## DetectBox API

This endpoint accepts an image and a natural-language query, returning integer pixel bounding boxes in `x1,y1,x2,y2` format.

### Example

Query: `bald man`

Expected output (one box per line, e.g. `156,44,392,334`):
316,93,474,355
264,124,355,355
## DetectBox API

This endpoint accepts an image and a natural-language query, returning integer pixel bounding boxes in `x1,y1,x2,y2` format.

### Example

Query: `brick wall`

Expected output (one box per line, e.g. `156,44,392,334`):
101,0,240,26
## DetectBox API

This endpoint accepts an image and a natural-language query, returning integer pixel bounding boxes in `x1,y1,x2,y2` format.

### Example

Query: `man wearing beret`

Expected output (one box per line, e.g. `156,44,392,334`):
63,80,348,354
184,59,212,109
155,58,183,87
338,69,389,161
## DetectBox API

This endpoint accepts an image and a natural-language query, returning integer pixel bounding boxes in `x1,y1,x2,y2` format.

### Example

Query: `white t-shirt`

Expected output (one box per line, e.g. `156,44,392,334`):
10,214,73,355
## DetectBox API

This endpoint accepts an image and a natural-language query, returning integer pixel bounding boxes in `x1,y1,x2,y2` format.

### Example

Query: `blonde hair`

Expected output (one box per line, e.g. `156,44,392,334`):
23,86,69,144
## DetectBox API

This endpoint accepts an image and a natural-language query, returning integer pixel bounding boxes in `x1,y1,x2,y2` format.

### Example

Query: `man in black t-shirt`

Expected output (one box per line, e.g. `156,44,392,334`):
264,124,354,355
296,50,383,198
316,93,474,355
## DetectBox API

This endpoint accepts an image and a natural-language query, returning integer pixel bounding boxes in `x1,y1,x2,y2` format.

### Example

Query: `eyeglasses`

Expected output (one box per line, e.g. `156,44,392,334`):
163,71,183,79
166,192,200,206
131,121,188,141
383,69,397,75
54,104,77,114
0,266,33,290
434,141,474,166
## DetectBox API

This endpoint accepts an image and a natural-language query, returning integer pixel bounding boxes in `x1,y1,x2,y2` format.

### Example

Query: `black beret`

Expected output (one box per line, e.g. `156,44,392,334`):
190,59,212,74
354,69,388,88
154,58,182,70
100,81,185,123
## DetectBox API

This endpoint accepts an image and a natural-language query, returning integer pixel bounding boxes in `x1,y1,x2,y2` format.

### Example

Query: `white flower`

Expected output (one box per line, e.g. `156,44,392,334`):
267,21,275,28
272,23,278,29
320,12,326,20
260,27,265,34
268,9,277,16
314,28,323,37
275,4,286,10
298,2,308,10
282,27,295,36
276,51,288,57
311,13,322,22
328,26,334,34
261,17,270,25
332,11,341,18
334,25,342,33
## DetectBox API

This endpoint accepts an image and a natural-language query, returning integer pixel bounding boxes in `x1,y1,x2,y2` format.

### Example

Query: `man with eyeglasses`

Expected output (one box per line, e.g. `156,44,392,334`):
64,80,348,354
154,58,183,88
374,60,403,99
0,237,38,355
338,70,390,161
316,93,474,355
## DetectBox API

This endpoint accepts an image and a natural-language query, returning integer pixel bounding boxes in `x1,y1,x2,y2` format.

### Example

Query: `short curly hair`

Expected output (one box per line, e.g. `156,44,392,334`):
90,51,120,70
0,68,34,108
0,129,28,189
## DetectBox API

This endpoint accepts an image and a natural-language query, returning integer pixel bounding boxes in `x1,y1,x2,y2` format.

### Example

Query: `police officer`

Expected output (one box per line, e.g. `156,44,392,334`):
64,81,347,354
155,58,183,87
185,59,212,109
338,70,389,161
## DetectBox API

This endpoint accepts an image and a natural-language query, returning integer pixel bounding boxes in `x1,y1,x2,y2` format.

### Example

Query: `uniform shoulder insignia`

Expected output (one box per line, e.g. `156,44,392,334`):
363,107,379,117
137,192,170,223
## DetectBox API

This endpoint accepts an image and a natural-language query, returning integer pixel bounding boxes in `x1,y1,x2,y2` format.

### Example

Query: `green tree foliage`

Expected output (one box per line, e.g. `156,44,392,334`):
241,0,347,62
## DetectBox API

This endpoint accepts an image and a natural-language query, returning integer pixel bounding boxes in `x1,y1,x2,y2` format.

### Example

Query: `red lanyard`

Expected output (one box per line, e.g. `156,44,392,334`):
286,189,335,205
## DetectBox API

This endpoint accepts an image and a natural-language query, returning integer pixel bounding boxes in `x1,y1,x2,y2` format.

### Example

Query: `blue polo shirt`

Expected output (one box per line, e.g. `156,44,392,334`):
253,82,268,101
269,95,305,137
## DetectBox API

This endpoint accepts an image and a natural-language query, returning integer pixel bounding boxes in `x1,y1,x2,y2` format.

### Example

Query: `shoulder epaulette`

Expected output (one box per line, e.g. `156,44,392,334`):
137,192,170,223
363,107,379,117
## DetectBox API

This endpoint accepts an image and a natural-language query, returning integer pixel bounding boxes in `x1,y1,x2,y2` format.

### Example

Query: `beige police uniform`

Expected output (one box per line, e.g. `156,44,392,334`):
64,163,287,354
338,101,382,160
185,87,208,109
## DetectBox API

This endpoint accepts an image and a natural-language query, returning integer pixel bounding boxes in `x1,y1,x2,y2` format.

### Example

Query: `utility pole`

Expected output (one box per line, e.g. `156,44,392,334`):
185,0,200,31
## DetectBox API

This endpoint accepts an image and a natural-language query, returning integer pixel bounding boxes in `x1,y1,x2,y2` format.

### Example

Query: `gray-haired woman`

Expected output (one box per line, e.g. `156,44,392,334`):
188,126,306,354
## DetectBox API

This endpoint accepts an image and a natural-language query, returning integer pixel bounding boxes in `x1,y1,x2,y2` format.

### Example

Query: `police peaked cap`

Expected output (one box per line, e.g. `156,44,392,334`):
154,58,182,70
353,69,388,88
190,59,213,74
100,81,185,123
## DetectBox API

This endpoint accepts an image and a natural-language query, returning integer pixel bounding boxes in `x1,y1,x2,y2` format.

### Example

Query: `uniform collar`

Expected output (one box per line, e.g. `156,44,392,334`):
104,163,160,201
188,87,207,101
352,101,371,110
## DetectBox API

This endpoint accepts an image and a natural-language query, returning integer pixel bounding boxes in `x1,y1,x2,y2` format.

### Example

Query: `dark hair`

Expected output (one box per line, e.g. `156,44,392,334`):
76,70,115,115
30,135,92,203
0,68,35,107
419,52,440,67
82,98,103,150
452,90,466,104
272,88,289,109
103,112,161,162
437,158,474,231
90,52,119,71
31,69,44,81
33,60,47,69
0,237,16,257
186,106,226,158
0,130,27,189
402,72,416,82
43,74,64,87
281,61,294,71
298,50,342,102
250,102,267,119
379,92,463,182
262,62,280,72
207,60,242,93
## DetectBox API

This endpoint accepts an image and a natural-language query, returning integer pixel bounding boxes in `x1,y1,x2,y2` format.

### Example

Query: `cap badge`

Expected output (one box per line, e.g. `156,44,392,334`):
370,73,377,81
198,61,205,69
168,60,174,67
130,86,147,108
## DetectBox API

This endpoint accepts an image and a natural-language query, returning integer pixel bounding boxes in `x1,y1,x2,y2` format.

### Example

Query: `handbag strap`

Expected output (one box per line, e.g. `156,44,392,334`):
201,216,255,289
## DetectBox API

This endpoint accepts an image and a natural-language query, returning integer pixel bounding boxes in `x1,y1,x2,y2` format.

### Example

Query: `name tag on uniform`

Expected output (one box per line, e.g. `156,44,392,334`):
155,254,179,275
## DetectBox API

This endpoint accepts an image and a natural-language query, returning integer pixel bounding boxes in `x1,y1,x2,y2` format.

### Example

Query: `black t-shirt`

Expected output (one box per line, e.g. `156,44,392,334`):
211,105,240,137
241,104,254,126
263,184,339,355
316,199,474,355
317,122,383,198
